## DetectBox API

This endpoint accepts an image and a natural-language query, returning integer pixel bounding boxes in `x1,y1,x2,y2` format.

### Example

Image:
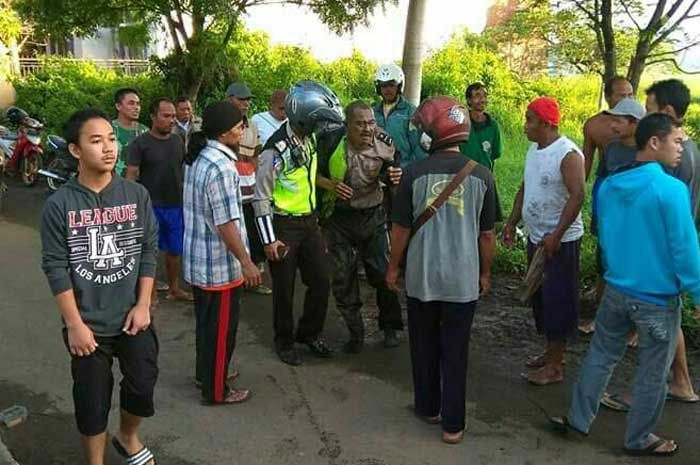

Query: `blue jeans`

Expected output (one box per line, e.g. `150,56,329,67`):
568,286,681,450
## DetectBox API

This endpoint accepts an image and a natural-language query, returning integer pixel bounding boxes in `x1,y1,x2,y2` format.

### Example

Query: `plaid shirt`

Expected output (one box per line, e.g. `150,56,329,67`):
183,140,248,288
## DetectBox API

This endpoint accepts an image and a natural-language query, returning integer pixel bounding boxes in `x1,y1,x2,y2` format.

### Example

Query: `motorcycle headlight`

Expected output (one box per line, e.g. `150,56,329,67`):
27,134,42,145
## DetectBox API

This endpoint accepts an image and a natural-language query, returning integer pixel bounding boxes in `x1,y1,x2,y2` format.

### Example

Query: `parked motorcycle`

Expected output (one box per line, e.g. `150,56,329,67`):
40,134,77,192
0,107,44,187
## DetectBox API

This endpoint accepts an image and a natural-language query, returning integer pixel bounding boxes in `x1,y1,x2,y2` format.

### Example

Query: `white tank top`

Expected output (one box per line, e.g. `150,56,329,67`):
522,136,584,243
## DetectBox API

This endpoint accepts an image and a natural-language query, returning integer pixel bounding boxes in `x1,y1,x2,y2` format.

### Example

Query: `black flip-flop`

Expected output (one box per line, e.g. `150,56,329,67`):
112,436,156,465
549,416,588,436
624,438,678,457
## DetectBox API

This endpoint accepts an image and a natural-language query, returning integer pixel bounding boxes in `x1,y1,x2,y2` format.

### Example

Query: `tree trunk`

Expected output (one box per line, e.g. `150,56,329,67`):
627,38,652,92
8,37,20,76
600,0,616,83
401,0,427,107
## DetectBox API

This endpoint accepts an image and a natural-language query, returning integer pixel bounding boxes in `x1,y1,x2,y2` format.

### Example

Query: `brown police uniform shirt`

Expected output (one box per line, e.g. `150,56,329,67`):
342,129,396,210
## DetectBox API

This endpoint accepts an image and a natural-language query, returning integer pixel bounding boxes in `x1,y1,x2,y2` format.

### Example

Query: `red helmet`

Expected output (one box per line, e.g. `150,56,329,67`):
411,96,470,152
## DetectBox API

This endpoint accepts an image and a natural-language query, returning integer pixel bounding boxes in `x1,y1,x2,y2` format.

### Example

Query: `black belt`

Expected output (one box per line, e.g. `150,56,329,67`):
274,212,315,218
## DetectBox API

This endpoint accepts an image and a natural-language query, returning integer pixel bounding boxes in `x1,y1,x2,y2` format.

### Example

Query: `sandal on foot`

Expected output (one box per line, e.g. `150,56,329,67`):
204,388,252,405
112,437,156,465
600,392,631,412
525,354,547,369
549,416,588,436
441,430,464,444
414,411,441,425
523,366,563,386
666,392,700,403
624,438,678,457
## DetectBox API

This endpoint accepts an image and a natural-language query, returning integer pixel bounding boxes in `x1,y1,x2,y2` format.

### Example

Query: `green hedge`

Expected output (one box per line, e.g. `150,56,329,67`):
10,58,171,134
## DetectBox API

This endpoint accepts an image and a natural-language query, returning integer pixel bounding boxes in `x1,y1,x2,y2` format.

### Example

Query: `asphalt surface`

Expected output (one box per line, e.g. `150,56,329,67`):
1,177,699,464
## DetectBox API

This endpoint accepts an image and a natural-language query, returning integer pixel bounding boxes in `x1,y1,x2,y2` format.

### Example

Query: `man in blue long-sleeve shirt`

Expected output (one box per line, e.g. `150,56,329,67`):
551,113,698,457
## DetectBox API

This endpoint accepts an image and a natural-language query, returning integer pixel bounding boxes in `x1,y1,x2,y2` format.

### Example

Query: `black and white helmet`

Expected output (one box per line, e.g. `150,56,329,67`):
285,80,344,137
375,63,405,94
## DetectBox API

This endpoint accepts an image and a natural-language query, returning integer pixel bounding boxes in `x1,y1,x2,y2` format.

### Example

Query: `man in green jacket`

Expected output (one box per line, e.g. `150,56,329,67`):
460,82,504,221
373,63,426,168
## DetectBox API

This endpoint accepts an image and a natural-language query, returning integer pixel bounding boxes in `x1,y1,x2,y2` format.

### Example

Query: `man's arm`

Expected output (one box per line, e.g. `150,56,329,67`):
253,147,285,260
386,225,410,292
216,220,261,288
491,120,503,162
542,151,585,257
661,185,700,304
125,138,143,181
41,201,98,355
477,171,497,295
385,167,413,291
502,182,524,247
479,231,496,295
207,166,261,286
123,189,158,335
582,119,598,180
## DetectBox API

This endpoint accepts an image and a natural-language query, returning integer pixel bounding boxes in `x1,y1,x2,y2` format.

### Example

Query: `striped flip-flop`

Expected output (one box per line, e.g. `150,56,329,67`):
112,437,156,465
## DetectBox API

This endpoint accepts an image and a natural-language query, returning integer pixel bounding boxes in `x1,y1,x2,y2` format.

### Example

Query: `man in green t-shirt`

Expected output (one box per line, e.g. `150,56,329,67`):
112,88,149,175
459,82,503,220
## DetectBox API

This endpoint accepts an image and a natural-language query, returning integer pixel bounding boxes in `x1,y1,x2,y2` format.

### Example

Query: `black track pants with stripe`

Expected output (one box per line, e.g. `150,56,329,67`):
194,285,241,403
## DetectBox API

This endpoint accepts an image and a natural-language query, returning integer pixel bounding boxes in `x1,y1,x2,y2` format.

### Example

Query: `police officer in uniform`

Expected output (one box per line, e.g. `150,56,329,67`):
253,80,345,366
317,101,404,353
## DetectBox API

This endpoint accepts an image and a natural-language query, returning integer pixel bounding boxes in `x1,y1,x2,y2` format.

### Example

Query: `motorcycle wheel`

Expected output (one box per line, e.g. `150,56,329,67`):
20,152,41,186
45,158,64,192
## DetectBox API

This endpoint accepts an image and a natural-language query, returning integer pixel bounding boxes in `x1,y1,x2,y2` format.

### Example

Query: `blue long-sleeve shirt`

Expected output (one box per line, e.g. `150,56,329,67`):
598,161,700,305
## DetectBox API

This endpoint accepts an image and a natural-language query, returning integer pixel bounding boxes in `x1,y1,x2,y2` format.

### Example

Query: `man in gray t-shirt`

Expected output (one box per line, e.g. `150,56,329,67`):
390,155,496,301
386,97,496,444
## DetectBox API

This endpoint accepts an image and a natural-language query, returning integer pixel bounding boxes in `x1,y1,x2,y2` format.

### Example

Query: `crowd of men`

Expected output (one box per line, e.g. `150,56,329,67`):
39,65,700,463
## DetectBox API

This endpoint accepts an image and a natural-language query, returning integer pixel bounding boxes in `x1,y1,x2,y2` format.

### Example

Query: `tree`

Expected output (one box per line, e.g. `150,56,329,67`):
401,0,427,106
15,0,395,98
487,0,700,91
1,0,32,76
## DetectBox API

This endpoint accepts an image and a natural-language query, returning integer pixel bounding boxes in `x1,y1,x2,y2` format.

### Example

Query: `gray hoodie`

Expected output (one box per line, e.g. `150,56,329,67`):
41,176,158,336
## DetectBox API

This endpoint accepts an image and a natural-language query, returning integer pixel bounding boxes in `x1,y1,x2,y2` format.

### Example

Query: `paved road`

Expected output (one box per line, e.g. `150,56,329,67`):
1,179,698,464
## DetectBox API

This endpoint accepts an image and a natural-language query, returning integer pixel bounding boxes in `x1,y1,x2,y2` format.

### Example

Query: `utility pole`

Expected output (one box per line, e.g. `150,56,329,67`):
401,0,427,107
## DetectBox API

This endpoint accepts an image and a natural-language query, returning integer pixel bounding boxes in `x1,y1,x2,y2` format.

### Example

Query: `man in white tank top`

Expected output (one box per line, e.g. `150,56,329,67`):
503,97,586,385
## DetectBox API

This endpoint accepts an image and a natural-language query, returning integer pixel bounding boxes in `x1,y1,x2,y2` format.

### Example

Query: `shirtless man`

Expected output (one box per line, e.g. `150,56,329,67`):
583,76,635,180
580,76,634,334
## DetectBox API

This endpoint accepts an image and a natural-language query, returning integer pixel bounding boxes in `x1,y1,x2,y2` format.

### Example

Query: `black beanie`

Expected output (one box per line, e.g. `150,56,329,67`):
202,101,243,138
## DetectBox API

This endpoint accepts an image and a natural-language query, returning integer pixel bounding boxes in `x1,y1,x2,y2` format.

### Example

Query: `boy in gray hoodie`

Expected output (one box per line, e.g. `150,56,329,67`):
41,108,159,465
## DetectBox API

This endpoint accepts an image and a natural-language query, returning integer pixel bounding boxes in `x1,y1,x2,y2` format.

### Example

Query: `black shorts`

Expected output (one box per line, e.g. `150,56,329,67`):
63,326,159,436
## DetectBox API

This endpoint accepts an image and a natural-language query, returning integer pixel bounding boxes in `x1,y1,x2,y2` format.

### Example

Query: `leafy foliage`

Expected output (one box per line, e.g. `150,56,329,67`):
0,1,23,44
10,58,170,133
14,0,395,98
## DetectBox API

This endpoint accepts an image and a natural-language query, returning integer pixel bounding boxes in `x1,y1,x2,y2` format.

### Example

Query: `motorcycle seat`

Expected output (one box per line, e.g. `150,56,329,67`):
47,135,67,151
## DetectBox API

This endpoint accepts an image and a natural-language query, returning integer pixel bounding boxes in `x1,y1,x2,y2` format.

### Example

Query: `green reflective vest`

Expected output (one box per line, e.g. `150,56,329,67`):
319,139,347,218
272,143,318,215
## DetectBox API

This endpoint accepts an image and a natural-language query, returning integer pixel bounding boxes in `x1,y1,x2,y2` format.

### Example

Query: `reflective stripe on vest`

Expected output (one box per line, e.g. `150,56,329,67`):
272,152,318,215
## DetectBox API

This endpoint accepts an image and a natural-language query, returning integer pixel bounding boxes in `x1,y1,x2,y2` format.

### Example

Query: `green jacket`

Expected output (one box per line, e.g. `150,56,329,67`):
373,96,426,168
459,113,502,170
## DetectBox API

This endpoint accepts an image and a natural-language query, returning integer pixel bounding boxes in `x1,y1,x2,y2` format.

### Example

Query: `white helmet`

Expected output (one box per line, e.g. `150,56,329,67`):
375,63,405,94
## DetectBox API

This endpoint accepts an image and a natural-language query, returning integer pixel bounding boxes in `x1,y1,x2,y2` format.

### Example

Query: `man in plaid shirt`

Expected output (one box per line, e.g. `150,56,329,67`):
183,101,261,405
